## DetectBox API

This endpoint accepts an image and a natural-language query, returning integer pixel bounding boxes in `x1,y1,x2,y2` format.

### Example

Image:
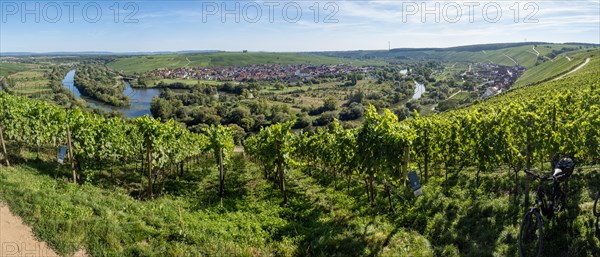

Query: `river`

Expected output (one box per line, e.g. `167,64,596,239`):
62,70,161,118
399,69,426,99
412,81,426,99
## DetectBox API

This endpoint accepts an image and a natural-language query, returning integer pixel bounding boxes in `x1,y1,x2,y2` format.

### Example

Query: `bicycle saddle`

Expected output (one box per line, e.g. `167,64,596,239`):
552,168,567,180
553,158,574,181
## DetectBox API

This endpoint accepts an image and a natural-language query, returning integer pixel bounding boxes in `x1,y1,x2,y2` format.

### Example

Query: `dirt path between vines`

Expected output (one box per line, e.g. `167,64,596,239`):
553,57,591,81
0,202,88,257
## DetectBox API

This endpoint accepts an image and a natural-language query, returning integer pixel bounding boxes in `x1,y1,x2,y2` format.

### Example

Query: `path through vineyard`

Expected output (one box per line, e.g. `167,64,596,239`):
554,57,591,81
0,202,88,257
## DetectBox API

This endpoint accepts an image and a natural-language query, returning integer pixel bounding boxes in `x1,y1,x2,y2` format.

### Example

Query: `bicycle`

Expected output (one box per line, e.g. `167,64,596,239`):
518,169,568,257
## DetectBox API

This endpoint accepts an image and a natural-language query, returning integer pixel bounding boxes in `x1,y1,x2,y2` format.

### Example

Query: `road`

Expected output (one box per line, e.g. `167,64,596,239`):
1,200,90,256
531,46,540,57
0,202,60,256
553,58,591,81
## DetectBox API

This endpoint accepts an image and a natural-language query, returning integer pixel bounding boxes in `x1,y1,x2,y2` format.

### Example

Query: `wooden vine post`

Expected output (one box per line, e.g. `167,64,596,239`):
66,124,76,183
0,126,9,166
524,118,533,207
279,162,287,205
146,138,153,198
219,147,225,197
402,146,410,187
424,131,429,183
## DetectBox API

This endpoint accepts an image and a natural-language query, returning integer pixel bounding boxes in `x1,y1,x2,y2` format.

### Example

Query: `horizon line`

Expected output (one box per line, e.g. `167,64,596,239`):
1,41,599,56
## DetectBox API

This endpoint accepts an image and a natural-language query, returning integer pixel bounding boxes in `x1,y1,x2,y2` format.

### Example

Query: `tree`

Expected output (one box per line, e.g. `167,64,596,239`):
227,106,252,125
150,98,175,120
314,111,338,126
322,97,338,112
347,90,364,104
293,112,312,129
406,100,421,112
339,103,364,121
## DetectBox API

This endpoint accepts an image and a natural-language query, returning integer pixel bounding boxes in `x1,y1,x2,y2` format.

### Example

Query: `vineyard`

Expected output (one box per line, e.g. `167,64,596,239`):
513,49,597,88
0,65,599,256
0,93,217,198
245,70,599,205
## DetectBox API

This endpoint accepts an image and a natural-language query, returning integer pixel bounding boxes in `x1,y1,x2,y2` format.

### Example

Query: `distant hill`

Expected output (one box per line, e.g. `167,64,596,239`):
388,42,548,52
0,50,221,56
314,42,598,68
512,48,599,88
107,52,380,74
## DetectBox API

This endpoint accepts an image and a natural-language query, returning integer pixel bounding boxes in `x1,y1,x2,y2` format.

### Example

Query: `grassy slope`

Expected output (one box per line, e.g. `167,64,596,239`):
0,156,433,257
108,52,379,74
513,49,599,88
1,156,598,257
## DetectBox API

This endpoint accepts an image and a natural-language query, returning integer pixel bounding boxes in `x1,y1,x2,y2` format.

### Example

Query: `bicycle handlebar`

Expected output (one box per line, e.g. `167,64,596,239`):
523,169,554,181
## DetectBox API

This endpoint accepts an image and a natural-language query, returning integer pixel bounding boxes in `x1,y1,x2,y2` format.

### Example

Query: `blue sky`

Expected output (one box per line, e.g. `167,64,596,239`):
1,0,598,52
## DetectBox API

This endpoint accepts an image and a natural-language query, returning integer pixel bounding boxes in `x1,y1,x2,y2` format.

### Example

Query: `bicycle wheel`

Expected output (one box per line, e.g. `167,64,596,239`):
519,209,543,257
594,191,600,217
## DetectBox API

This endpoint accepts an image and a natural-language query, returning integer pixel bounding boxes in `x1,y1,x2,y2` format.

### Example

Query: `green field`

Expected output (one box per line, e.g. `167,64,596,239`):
8,70,47,79
264,79,380,109
0,62,38,78
513,49,598,87
436,91,470,111
108,52,380,74
6,70,52,97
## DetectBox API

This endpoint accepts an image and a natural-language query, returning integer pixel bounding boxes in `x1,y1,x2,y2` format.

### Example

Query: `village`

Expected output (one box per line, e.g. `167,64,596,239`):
150,64,375,82
472,63,526,98
146,61,528,101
